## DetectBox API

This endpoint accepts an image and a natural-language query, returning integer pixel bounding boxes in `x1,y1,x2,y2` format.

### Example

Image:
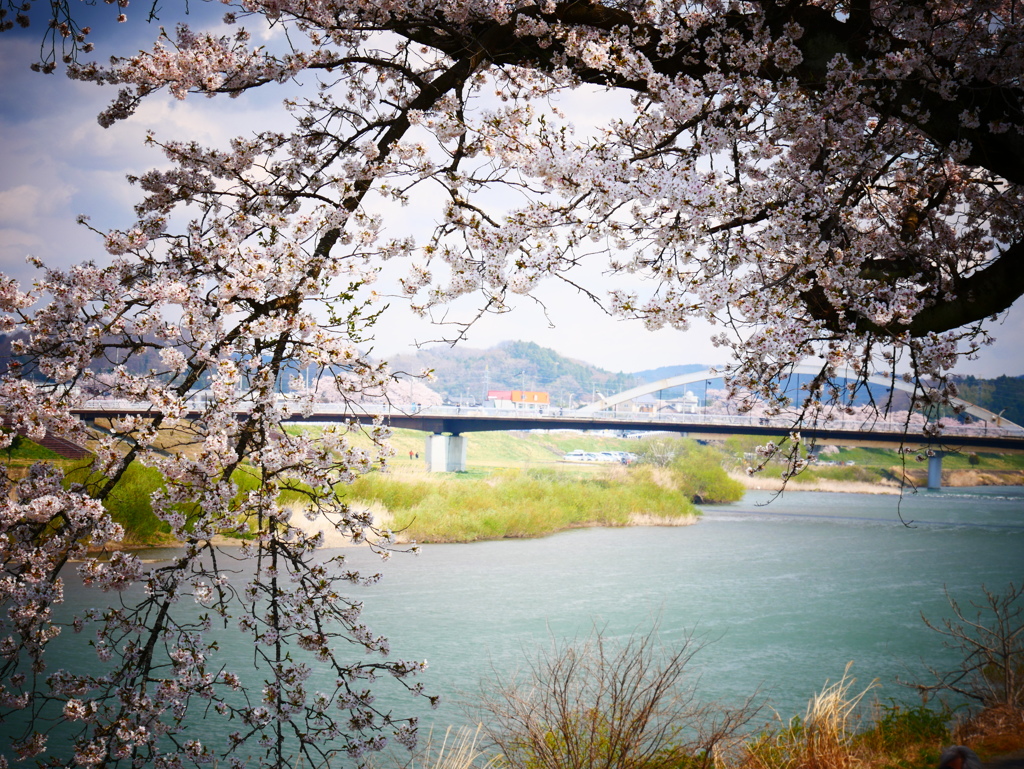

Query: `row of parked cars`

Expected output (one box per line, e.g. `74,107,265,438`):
561,449,638,464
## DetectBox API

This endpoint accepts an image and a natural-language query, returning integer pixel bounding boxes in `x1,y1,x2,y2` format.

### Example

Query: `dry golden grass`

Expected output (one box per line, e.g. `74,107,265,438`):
741,665,877,769
603,463,677,487
393,726,501,769
282,500,392,548
944,469,1024,487
627,512,699,526
953,706,1024,759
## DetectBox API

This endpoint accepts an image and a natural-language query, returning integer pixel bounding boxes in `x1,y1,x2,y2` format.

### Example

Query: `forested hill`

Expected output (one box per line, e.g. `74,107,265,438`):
953,375,1024,427
384,340,706,408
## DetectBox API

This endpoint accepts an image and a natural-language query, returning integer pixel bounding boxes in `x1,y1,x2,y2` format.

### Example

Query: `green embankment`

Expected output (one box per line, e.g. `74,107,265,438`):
8,430,1022,544
2,434,62,461
722,437,1024,487
348,466,703,543
292,425,651,472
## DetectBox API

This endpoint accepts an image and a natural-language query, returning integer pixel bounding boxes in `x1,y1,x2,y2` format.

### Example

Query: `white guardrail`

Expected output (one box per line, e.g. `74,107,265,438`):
78,399,1024,438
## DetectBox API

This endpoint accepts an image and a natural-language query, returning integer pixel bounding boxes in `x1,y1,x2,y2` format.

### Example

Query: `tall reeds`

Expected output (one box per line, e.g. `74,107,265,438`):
356,467,699,542
394,726,501,769
742,664,876,769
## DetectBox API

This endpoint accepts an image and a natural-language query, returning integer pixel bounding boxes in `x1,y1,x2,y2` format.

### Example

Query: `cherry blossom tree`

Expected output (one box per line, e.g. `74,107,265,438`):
1,0,1023,766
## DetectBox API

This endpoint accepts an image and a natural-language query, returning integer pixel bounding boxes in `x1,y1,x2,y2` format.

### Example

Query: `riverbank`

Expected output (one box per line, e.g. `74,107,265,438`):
732,467,1024,494
732,471,904,495
34,428,1022,550
339,465,714,543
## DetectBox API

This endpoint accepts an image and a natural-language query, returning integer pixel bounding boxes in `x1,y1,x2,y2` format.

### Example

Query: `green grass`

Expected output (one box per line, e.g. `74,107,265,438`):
309,427,653,471
64,461,172,543
797,464,892,484
60,461,313,545
358,466,699,543
26,425,1020,545
1,435,62,461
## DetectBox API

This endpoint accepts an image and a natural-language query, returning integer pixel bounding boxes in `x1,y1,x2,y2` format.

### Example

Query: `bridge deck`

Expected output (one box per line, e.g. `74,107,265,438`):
72,401,1024,452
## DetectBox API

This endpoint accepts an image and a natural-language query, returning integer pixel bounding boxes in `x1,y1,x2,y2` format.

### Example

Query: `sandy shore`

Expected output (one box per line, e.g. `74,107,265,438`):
729,472,905,495
731,468,1024,494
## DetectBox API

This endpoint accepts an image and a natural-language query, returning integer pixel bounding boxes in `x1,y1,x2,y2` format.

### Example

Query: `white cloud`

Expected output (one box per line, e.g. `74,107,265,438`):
0,184,72,226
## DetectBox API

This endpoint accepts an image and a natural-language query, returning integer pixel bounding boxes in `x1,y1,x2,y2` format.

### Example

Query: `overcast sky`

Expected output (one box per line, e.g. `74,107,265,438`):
2,15,1023,378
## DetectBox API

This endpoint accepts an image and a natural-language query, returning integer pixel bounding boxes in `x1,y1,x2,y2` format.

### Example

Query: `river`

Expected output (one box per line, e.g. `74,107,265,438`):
346,487,1024,726
7,486,1024,758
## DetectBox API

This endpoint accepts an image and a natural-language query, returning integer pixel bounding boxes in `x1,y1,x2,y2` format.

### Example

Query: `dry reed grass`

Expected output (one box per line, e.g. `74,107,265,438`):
282,500,392,548
603,463,677,488
953,705,1024,757
395,726,501,769
742,664,876,769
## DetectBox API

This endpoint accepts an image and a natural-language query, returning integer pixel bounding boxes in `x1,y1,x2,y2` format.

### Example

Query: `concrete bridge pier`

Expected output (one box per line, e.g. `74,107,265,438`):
425,433,467,473
927,452,944,490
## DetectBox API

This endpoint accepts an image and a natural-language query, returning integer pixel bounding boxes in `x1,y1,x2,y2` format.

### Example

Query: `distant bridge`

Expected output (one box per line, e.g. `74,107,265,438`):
580,363,1024,434
74,394,1024,487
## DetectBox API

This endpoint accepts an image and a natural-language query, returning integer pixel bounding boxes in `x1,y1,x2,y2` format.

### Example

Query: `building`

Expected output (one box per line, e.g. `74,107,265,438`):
485,390,551,410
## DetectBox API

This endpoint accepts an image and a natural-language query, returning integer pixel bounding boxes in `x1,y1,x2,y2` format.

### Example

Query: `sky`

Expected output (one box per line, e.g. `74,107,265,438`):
2,13,1023,379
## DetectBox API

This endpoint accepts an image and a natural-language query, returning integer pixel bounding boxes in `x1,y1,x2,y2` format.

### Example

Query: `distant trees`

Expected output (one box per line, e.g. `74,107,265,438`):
953,376,1024,428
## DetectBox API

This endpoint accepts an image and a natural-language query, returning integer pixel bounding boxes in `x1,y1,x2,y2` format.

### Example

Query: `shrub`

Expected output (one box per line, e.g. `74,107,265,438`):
668,442,744,503
633,437,743,503
912,582,1024,712
846,701,952,769
475,626,761,769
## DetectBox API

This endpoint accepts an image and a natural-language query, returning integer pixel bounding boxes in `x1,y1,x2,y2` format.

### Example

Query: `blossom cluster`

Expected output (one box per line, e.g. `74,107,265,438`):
2,0,1022,765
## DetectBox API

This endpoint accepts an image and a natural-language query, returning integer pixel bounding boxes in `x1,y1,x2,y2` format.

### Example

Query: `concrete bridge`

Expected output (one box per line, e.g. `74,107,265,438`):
74,388,1024,487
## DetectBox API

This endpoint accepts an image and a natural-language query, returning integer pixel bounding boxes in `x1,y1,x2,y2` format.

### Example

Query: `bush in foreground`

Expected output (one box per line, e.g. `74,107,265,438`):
474,626,762,769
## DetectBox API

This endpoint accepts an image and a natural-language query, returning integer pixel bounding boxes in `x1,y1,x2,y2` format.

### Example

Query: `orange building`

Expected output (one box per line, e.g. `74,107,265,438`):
486,390,550,409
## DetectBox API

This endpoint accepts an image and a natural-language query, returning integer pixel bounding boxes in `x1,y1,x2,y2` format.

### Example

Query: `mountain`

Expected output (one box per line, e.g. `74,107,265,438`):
6,325,1020,426
383,340,689,407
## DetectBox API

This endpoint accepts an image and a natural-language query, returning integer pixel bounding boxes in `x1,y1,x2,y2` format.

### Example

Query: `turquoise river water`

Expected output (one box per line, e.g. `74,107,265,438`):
5,486,1024,759
343,487,1024,729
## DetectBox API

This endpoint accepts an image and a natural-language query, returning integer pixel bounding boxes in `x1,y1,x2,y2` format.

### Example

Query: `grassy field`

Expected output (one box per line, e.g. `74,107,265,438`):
1,435,62,462
289,425,652,473
720,437,1024,489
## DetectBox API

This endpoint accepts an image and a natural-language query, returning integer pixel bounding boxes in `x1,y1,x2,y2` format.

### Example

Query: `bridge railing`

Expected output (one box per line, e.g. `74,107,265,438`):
76,398,1024,438
404,404,1021,437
